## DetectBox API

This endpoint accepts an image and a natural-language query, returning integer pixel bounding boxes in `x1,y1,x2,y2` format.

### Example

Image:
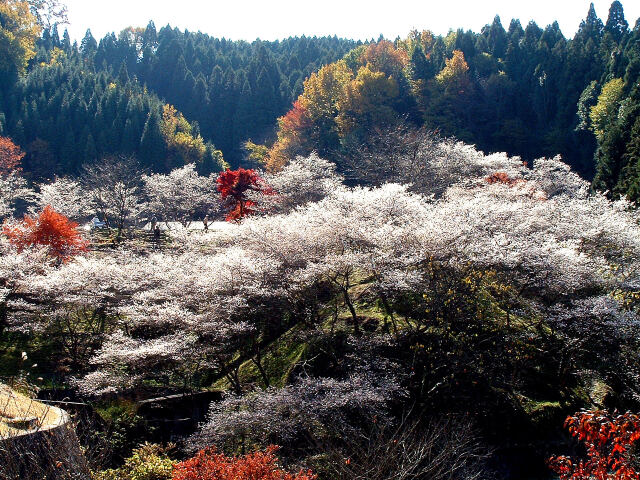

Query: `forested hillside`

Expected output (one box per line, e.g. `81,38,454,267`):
1,2,640,189
0,21,358,174
264,1,640,190
75,24,359,166
1,2,639,191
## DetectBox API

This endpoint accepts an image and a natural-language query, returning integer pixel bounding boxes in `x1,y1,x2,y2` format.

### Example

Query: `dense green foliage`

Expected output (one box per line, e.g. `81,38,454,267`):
0,22,357,177
590,21,640,201
417,1,639,183
0,48,225,178
118,25,357,164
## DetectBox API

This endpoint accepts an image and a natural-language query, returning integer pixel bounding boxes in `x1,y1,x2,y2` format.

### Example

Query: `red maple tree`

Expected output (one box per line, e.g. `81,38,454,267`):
0,136,25,176
172,445,315,480
548,410,640,480
2,205,88,261
216,168,270,222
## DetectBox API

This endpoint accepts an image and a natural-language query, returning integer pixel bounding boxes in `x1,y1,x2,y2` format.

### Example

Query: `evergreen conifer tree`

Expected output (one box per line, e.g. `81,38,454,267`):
605,1,629,43
139,108,166,169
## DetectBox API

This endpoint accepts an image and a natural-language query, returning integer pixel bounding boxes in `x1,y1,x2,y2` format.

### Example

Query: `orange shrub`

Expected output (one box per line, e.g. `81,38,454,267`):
173,446,315,480
2,205,88,261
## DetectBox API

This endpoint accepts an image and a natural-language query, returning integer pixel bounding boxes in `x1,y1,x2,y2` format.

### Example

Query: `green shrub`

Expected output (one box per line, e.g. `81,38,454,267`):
93,443,175,480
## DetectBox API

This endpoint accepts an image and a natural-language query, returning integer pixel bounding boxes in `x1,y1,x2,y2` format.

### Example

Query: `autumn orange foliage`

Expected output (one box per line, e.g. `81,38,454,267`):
486,172,522,186
172,445,316,480
360,40,408,76
548,410,640,480
265,101,314,170
265,40,410,171
0,136,25,176
279,100,312,136
2,205,88,261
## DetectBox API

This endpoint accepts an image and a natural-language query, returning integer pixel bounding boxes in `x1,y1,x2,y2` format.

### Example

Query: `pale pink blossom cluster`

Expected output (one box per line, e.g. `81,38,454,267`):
2,144,640,429
0,172,35,218
141,163,219,225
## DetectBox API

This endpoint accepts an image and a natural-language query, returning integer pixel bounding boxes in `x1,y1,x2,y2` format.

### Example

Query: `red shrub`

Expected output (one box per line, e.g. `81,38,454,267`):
2,205,88,261
548,410,640,480
172,445,315,480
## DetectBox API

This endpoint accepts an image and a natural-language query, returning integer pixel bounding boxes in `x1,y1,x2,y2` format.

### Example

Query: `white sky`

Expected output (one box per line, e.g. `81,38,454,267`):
62,0,640,43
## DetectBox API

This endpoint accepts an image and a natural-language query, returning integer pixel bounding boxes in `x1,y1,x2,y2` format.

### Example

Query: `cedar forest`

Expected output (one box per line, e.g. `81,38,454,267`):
2,0,640,479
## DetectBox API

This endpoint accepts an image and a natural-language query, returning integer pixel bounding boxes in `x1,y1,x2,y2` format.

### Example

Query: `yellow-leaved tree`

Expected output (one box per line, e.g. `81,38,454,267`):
300,60,353,122
266,61,352,170
0,0,41,84
160,104,207,169
336,66,400,136
590,78,625,142
435,50,470,90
